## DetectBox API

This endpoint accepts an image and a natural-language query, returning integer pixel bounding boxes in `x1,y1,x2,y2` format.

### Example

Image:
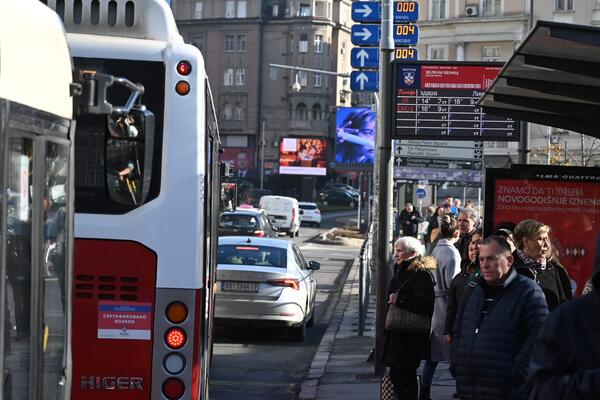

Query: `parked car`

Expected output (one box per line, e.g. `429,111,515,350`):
218,209,278,238
258,195,300,237
215,236,320,341
298,202,322,227
324,183,360,196
319,189,358,207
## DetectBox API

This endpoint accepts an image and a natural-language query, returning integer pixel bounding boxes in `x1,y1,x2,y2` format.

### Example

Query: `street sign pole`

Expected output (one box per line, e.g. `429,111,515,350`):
374,0,394,376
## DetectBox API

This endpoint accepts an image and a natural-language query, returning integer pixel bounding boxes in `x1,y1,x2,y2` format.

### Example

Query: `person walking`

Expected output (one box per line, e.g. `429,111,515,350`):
527,267,600,400
512,219,572,311
450,236,549,400
383,236,436,400
420,215,461,400
454,208,480,270
398,202,422,238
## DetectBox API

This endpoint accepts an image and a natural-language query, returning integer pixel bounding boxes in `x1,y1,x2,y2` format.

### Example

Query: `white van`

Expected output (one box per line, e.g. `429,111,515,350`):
259,195,300,237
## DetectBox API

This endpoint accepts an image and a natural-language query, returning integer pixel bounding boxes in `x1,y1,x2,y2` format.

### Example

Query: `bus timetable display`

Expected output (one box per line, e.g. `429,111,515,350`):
393,62,520,141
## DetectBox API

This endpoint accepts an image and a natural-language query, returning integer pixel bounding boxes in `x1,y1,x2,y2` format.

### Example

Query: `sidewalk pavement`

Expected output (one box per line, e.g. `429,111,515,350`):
299,257,457,400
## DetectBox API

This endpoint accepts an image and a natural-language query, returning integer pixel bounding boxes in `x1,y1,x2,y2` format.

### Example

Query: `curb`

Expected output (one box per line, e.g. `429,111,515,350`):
298,258,358,400
312,229,365,247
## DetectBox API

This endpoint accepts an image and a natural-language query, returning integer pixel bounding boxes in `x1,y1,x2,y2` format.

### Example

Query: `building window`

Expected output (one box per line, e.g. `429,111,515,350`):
192,34,204,53
299,34,308,53
431,0,446,19
313,73,322,88
296,103,308,120
235,68,246,86
428,45,447,60
299,3,311,16
234,103,244,120
298,71,308,87
225,0,235,17
223,68,234,86
314,35,323,53
194,1,203,18
225,34,235,52
223,103,233,120
482,46,501,61
312,104,322,120
555,0,573,11
484,0,501,16
237,0,247,17
236,34,246,51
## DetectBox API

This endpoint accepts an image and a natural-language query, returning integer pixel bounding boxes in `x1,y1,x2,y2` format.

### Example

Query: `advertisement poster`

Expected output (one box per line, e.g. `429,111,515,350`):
220,147,255,179
485,165,600,295
335,107,376,164
279,138,327,176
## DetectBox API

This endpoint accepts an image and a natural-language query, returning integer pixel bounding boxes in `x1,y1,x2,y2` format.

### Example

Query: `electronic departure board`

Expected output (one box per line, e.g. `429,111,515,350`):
393,62,520,141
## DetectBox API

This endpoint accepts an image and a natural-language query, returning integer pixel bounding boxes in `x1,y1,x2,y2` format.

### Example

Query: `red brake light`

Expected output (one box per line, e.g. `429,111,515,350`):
235,246,259,251
315,210,320,214
268,278,300,290
165,328,187,349
162,378,185,399
254,230,265,237
176,61,192,76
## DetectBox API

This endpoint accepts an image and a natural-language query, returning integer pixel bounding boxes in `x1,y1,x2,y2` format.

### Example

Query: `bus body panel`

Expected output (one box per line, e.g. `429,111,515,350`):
71,239,157,399
0,0,73,119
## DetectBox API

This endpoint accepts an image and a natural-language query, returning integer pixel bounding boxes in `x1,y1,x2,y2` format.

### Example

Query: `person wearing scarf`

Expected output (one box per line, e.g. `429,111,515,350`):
512,220,572,311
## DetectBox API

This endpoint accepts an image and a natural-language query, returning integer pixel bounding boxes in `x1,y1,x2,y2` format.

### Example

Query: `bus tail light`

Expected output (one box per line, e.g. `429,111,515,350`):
165,328,187,349
268,278,300,290
162,378,185,399
163,353,186,375
175,81,190,95
166,301,188,324
176,61,192,76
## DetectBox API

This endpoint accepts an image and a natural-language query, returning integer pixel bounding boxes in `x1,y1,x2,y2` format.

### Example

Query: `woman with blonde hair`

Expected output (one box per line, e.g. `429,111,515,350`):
512,219,572,310
383,236,436,400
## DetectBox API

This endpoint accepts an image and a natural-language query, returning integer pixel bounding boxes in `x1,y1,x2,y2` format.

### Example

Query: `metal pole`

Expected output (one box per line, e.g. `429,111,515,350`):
358,173,362,230
260,120,265,189
518,121,530,164
374,0,394,375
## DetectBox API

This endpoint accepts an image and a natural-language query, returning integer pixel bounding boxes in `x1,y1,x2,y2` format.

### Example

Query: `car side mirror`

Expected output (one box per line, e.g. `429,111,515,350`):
308,261,321,270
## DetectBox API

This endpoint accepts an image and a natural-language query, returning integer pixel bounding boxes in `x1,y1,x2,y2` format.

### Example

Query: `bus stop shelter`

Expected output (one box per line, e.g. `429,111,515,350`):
478,20,600,138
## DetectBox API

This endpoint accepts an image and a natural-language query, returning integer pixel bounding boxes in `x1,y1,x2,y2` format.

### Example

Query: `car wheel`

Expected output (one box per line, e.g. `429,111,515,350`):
288,231,294,238
307,310,315,328
290,322,306,342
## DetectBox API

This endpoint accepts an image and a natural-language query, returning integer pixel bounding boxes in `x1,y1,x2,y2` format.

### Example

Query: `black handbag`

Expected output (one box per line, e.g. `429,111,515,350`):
385,273,431,334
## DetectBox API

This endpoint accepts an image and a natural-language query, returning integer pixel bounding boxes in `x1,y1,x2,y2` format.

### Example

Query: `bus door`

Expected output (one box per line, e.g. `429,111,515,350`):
1,101,72,400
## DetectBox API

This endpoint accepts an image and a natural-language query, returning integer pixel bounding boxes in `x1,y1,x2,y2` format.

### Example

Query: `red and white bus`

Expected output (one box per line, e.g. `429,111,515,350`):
43,1,220,399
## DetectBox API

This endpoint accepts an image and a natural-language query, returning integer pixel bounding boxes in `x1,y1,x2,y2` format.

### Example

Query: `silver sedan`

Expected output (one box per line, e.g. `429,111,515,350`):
215,236,320,341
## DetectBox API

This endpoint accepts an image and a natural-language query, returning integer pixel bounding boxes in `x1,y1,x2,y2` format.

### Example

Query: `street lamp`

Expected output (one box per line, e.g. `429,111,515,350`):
292,73,301,92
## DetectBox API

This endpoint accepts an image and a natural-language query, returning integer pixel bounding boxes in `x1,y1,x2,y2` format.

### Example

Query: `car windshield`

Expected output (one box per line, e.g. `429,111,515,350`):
300,204,317,210
219,214,258,229
217,245,287,268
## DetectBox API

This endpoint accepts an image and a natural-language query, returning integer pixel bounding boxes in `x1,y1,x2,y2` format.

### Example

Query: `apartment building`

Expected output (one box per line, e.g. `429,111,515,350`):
171,0,354,191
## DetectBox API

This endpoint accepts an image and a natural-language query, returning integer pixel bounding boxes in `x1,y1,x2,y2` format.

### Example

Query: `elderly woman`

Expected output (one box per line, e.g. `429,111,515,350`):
383,236,436,400
512,219,572,311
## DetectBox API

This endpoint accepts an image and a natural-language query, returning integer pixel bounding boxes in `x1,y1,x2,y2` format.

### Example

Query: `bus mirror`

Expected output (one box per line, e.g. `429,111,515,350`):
105,109,155,207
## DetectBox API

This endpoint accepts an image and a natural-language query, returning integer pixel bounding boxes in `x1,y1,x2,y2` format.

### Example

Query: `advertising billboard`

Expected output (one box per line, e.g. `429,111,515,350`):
279,138,327,176
220,147,255,179
335,107,376,164
393,61,520,141
485,165,600,296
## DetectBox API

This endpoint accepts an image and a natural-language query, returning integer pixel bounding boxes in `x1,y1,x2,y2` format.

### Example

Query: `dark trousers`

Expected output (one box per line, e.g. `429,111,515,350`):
389,359,420,400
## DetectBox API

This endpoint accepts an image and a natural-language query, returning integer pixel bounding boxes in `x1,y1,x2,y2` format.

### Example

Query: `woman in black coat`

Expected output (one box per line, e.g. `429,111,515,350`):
512,219,572,311
383,236,436,400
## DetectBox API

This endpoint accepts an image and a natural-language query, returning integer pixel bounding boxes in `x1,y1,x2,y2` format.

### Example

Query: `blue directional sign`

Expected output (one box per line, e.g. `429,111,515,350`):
351,1,419,23
351,48,379,69
350,71,379,92
351,24,419,46
416,188,427,199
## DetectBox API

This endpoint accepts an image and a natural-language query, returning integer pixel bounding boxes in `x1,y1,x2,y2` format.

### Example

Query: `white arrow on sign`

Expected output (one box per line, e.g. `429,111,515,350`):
356,48,370,67
354,27,372,42
354,4,373,18
356,73,369,90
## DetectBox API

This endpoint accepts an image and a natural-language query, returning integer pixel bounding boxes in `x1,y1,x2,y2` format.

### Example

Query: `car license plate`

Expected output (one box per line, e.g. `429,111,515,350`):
222,281,259,293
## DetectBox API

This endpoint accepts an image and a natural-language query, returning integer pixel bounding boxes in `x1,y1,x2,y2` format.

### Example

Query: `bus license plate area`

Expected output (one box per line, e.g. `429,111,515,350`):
222,281,259,293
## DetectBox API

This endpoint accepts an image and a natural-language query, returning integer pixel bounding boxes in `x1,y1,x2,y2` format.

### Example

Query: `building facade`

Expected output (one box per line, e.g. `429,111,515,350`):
171,0,354,194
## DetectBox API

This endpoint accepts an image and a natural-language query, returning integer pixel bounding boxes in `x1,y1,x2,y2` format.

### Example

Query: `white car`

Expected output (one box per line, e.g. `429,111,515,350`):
215,236,320,341
298,202,322,227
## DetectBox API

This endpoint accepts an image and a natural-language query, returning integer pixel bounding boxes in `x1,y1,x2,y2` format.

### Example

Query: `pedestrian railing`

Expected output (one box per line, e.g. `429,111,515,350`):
358,226,373,336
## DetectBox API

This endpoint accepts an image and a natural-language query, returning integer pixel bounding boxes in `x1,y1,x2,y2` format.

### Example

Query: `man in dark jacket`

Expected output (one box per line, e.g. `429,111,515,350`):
450,236,549,400
455,208,479,270
397,202,422,238
527,267,600,399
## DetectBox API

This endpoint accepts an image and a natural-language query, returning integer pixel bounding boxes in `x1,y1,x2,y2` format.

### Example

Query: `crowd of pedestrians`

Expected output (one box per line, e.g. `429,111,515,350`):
384,199,599,400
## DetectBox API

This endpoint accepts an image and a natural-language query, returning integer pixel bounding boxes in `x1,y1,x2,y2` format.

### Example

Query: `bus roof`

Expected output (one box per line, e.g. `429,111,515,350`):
47,0,183,44
0,0,73,119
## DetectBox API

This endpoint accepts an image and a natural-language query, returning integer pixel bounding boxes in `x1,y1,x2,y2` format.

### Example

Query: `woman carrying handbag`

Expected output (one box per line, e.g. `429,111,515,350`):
382,236,436,400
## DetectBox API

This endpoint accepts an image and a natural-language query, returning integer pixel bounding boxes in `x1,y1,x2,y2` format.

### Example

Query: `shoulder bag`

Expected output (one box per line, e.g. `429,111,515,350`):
385,272,431,334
